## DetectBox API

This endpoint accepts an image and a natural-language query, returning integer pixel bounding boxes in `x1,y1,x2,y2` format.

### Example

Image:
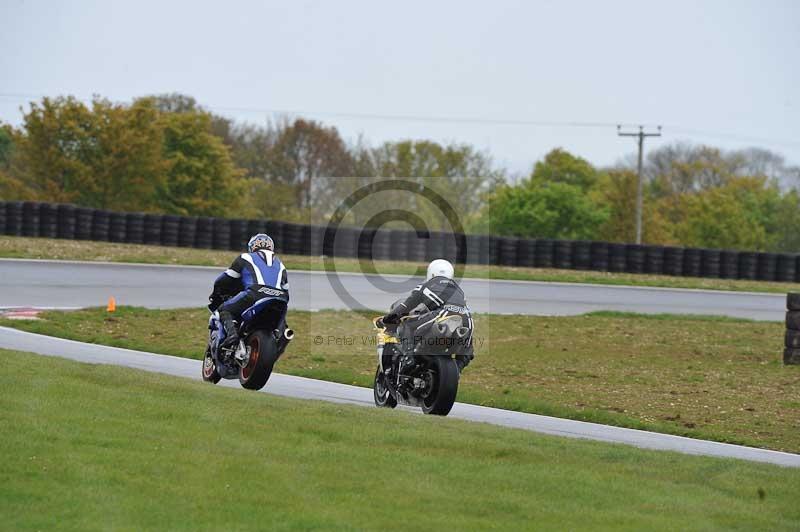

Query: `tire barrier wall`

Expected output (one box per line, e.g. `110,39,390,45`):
1,201,799,283
784,293,800,365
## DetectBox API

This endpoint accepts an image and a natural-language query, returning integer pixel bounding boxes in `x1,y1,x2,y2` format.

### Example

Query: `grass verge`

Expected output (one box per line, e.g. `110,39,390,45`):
1,348,798,531
3,307,798,453
2,235,799,294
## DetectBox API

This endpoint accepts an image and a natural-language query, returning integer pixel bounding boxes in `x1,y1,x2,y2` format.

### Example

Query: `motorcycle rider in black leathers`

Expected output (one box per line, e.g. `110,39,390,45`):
208,233,289,351
380,259,474,371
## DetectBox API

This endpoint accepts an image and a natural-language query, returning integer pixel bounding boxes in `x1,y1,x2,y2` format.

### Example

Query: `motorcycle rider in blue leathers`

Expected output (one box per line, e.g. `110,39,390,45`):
208,233,289,350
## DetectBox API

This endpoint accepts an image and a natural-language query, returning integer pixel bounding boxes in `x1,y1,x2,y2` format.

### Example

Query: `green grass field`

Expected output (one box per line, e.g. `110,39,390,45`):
3,307,798,453
3,235,799,294
1,349,798,531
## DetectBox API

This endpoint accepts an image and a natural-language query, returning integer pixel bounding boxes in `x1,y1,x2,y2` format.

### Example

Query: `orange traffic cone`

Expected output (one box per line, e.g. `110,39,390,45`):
107,297,116,313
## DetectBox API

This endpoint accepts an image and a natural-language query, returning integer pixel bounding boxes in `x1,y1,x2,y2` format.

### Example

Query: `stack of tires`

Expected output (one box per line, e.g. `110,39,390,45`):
498,236,517,267
281,222,305,255
758,253,777,282
357,228,376,260
39,203,58,238
372,229,393,261
701,249,721,278
109,211,127,242
91,210,111,242
738,252,758,280
229,219,250,251
407,231,428,262
534,239,555,268
125,213,145,244
719,250,739,279
161,215,181,247
608,243,626,273
644,245,664,275
263,221,286,253
517,238,536,268
74,207,93,240
21,202,40,237
453,233,468,265
785,293,800,365
554,240,573,269
464,234,482,265
776,254,797,283
56,204,76,239
324,226,354,258
425,231,447,262
143,214,163,245
590,242,609,271
663,247,684,276
683,248,702,277
178,216,198,247
572,241,592,270
195,217,214,248
624,244,645,274
488,236,501,266
476,235,491,265
309,225,325,257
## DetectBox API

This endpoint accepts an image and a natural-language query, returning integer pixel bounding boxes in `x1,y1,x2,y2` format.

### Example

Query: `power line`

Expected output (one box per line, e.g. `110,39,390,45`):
664,125,800,149
1,91,798,148
0,92,618,128
208,105,624,129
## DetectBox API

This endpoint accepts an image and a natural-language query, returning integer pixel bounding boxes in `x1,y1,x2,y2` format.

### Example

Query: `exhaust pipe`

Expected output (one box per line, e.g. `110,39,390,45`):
276,327,294,357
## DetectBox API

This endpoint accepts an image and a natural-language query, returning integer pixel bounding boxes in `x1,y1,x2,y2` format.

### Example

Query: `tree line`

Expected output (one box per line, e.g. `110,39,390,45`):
1,93,798,252
481,146,800,252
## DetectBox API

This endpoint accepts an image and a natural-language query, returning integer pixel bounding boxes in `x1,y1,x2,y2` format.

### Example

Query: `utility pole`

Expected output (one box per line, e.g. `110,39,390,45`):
617,125,662,244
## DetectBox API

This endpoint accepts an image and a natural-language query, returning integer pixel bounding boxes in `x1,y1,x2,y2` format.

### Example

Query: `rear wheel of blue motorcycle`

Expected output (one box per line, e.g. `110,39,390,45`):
421,357,459,416
373,366,397,408
201,347,221,384
239,331,278,390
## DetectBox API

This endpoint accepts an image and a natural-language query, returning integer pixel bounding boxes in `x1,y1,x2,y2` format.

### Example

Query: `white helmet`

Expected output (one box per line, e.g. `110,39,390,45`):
426,259,454,280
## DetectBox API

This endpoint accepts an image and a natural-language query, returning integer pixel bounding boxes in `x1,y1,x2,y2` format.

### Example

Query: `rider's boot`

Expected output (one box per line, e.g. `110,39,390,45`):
219,311,239,349
456,346,475,372
381,344,399,378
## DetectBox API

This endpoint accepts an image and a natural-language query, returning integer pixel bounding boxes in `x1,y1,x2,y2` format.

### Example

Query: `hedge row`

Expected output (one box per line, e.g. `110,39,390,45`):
2,201,800,282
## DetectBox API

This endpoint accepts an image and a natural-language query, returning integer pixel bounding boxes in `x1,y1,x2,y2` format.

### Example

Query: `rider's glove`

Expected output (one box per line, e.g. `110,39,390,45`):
382,313,399,325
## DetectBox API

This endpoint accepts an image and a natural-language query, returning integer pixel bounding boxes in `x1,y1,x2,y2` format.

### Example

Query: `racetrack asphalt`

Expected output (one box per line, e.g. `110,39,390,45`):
1,325,798,468
0,258,787,319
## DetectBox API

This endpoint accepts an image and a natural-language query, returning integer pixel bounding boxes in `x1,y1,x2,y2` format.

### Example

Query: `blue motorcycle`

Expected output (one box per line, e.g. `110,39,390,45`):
202,292,293,390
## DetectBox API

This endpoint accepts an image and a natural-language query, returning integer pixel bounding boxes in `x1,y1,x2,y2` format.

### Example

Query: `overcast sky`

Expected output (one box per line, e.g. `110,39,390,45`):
2,0,798,175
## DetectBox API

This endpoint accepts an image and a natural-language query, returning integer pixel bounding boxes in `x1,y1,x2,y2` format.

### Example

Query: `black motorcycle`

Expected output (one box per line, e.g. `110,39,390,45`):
202,290,293,391
372,306,472,416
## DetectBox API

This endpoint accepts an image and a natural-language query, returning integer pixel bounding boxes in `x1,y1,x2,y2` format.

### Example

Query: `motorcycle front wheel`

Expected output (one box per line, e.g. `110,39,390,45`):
421,356,459,416
201,346,221,384
239,330,278,390
373,366,398,408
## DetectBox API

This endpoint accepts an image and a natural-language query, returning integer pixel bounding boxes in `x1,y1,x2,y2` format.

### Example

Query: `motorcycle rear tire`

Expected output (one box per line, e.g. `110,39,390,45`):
239,331,278,390
421,357,459,416
373,366,398,408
